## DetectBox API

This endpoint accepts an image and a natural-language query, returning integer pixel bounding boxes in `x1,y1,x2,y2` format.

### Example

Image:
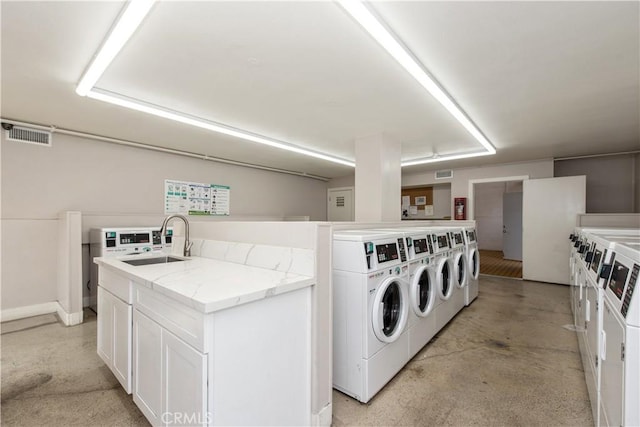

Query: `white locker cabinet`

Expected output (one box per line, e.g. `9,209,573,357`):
97,286,132,393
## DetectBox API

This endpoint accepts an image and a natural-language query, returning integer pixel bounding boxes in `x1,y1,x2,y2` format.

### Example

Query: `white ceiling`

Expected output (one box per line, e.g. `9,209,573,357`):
2,1,638,179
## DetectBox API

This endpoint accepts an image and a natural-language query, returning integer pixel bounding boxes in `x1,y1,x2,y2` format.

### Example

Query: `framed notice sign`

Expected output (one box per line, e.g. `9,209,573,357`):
165,179,230,216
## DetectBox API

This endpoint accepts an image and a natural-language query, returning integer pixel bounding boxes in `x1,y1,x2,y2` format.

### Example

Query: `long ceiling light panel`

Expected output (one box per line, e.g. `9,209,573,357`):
75,0,355,168
337,0,497,166
87,89,357,167
76,0,156,97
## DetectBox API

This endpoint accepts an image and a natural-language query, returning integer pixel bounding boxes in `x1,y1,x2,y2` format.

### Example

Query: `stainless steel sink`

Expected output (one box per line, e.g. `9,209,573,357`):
122,256,185,266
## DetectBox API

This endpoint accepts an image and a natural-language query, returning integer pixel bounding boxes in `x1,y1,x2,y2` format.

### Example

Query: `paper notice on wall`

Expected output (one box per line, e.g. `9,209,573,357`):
409,206,418,215
165,180,230,216
415,196,426,206
423,205,434,216
402,196,410,208
209,184,230,216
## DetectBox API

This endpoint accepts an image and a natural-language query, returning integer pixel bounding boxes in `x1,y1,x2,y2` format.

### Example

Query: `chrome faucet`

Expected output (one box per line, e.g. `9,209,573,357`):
160,214,192,257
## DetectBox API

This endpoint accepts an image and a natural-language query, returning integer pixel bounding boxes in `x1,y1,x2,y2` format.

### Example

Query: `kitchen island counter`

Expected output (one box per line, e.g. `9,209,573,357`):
94,254,314,314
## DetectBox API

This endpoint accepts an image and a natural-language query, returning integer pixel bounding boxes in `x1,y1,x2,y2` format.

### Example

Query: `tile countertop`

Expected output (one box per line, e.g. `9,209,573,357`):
94,255,315,314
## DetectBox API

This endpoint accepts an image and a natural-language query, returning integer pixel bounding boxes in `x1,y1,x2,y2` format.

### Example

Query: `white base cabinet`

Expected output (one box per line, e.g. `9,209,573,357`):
133,309,207,426
97,286,132,393
133,283,312,426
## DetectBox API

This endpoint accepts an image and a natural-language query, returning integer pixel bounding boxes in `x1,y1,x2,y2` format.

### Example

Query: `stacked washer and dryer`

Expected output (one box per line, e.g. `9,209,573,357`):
571,227,640,427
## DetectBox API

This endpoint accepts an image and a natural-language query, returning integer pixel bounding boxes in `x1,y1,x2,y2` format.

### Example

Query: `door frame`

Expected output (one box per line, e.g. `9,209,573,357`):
327,186,354,221
467,175,529,220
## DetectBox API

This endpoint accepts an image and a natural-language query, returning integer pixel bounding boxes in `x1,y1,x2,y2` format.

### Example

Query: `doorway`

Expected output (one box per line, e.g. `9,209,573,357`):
469,177,527,279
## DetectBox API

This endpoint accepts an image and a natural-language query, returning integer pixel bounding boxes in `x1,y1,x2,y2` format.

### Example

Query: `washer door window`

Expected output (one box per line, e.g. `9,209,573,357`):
469,248,480,279
436,258,454,300
454,252,468,288
372,277,408,343
411,266,435,317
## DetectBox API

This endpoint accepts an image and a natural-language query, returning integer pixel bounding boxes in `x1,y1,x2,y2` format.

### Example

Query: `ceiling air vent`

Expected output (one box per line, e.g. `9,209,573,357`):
435,169,453,180
5,125,52,147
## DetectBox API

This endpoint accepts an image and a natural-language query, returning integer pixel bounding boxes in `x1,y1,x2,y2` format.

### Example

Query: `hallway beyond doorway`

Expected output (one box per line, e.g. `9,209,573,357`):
480,249,523,278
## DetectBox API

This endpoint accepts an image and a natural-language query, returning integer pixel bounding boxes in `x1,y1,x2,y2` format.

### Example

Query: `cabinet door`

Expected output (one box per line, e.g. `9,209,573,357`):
163,331,208,426
112,297,132,393
97,287,113,366
133,310,163,425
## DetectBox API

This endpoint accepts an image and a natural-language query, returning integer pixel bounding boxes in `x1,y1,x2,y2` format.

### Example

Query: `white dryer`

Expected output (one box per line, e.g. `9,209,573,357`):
377,228,438,359
578,232,614,425
462,226,479,306
572,229,640,329
599,239,640,427
571,231,590,325
332,230,410,403
427,228,456,333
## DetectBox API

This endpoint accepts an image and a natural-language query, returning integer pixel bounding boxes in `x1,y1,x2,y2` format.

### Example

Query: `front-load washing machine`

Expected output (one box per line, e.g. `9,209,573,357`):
427,228,456,333
433,227,466,328
376,228,438,359
463,226,479,306
332,230,410,403
599,238,640,427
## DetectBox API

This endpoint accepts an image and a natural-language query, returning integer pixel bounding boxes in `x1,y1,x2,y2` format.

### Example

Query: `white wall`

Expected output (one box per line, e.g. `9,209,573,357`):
327,174,355,189
329,174,452,219
1,132,328,310
474,181,524,251
403,159,554,216
432,184,452,218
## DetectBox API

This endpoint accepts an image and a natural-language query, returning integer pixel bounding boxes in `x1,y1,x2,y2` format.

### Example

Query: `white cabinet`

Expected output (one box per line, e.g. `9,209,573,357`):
97,286,132,393
133,309,207,427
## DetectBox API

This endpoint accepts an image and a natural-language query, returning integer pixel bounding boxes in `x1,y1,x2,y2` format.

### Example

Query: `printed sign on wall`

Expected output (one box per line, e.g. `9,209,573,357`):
165,179,230,216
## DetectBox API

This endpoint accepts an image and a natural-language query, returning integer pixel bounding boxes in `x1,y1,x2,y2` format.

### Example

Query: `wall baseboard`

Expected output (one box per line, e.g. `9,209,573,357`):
1,302,59,322
312,403,332,427
57,306,83,326
1,302,83,326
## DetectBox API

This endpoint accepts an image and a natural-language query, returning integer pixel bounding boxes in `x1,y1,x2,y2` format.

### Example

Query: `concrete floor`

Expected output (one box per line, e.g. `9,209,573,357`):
1,276,593,426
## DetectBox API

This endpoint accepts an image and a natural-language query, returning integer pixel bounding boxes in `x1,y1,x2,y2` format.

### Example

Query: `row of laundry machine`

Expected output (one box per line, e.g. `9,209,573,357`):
569,227,639,427
332,225,479,403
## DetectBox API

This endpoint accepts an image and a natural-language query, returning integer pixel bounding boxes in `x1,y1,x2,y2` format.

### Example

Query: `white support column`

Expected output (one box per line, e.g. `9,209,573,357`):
57,211,83,325
354,134,401,222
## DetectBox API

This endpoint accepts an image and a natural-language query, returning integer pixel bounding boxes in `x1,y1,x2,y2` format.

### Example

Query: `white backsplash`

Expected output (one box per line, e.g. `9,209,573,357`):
190,239,314,277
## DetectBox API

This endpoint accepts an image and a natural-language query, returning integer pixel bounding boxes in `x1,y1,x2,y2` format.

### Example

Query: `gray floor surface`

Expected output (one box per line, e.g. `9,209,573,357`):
1,275,593,426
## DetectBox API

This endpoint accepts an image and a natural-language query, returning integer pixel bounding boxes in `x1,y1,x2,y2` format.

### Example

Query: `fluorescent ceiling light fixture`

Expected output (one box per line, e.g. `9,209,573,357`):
338,0,497,162
75,0,353,168
401,150,494,167
87,89,356,167
76,0,156,96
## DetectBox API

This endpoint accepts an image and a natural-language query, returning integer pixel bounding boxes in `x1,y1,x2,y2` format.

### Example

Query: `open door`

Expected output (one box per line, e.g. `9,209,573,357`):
523,176,586,284
503,192,523,261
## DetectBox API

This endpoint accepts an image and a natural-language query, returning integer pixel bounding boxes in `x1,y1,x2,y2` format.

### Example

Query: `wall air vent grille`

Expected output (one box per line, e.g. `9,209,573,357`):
6,126,52,147
435,170,453,180
336,196,345,207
